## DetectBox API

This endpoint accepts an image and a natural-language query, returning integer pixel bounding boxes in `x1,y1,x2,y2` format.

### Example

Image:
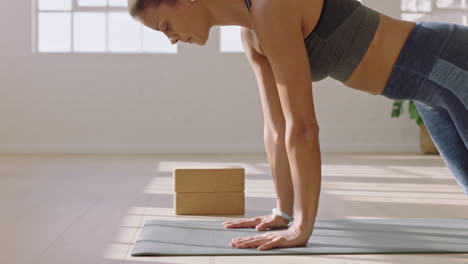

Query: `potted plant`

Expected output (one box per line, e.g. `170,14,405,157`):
391,100,439,154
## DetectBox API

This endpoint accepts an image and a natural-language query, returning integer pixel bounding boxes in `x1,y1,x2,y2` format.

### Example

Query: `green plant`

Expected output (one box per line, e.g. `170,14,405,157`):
391,100,424,126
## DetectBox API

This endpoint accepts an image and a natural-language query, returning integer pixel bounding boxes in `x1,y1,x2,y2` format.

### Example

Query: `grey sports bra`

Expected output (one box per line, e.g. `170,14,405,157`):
244,0,380,82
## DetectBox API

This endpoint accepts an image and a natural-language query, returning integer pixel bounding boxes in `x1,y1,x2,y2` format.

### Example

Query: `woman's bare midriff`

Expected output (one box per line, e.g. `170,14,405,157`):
342,13,416,95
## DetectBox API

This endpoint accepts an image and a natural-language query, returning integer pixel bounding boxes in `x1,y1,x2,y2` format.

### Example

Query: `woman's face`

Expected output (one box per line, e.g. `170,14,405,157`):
138,0,212,45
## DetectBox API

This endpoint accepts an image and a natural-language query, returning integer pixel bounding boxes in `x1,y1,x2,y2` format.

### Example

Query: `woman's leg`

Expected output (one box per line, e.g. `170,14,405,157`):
411,22,468,196
414,101,468,196
379,21,468,195
439,86,468,150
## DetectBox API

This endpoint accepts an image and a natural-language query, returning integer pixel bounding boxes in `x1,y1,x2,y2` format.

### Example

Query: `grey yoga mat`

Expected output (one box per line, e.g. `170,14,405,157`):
132,218,468,256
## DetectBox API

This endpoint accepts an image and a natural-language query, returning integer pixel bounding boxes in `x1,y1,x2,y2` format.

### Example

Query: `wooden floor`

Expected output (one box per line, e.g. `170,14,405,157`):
1,153,467,264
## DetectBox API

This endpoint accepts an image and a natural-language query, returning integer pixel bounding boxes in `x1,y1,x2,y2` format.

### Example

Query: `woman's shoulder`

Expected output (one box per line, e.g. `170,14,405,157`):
248,0,323,40
241,0,324,56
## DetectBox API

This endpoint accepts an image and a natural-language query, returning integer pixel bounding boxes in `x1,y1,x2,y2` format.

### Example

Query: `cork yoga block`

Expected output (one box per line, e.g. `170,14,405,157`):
173,167,245,215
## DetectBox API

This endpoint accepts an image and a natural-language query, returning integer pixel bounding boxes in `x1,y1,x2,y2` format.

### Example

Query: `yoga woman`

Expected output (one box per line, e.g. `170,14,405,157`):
127,0,468,251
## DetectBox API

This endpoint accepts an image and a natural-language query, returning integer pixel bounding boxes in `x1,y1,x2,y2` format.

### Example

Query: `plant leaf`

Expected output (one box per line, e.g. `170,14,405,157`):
408,100,420,120
417,116,424,126
391,100,403,118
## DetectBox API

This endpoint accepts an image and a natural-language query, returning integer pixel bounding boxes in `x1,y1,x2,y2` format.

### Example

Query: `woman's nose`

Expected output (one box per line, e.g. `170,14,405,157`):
170,38,179,44
168,34,180,44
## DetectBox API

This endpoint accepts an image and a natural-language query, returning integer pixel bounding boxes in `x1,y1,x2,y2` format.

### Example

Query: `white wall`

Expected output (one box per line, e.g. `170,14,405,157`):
0,0,421,154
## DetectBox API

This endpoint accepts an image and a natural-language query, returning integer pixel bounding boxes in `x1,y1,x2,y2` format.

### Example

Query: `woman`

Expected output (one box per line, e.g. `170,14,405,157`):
128,0,468,251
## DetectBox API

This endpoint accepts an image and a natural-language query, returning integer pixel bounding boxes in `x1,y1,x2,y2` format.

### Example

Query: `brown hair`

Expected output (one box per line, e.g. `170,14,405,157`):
128,0,178,18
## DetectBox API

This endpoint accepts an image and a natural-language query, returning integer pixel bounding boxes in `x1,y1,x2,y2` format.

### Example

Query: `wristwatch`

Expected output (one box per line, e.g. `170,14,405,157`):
272,208,294,222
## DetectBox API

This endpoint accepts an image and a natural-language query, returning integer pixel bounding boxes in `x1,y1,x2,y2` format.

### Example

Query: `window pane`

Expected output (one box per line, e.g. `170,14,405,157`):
401,12,432,21
38,12,71,52
108,12,141,52
109,0,128,7
143,27,177,53
220,26,244,53
401,0,432,12
436,0,467,9
78,0,107,7
73,12,106,52
38,0,72,11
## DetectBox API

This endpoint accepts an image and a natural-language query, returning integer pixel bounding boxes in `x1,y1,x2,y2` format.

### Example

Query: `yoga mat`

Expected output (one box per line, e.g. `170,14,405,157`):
132,218,468,256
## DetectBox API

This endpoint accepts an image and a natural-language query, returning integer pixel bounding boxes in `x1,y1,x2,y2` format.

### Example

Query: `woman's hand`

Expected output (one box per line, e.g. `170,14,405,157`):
222,213,290,231
229,224,311,251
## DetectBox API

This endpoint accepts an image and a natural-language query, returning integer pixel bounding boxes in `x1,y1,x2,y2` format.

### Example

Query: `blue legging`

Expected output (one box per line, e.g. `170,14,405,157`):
380,21,468,196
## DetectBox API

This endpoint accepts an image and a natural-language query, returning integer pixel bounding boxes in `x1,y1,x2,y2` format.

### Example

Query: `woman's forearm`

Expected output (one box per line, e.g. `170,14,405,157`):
286,128,322,233
264,130,295,217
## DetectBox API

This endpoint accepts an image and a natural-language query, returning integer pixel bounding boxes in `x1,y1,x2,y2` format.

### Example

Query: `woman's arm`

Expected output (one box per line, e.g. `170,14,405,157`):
251,0,322,234
241,28,295,217
286,128,322,235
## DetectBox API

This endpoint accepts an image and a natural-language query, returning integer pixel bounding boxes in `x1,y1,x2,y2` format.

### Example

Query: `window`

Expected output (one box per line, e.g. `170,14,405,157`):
36,0,177,53
401,0,468,24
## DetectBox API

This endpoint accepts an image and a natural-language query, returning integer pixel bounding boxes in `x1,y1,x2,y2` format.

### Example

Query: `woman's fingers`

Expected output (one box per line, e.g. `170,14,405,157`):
231,234,260,243
223,217,262,228
223,214,289,230
231,235,271,248
258,237,283,251
255,221,273,231
229,226,310,251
